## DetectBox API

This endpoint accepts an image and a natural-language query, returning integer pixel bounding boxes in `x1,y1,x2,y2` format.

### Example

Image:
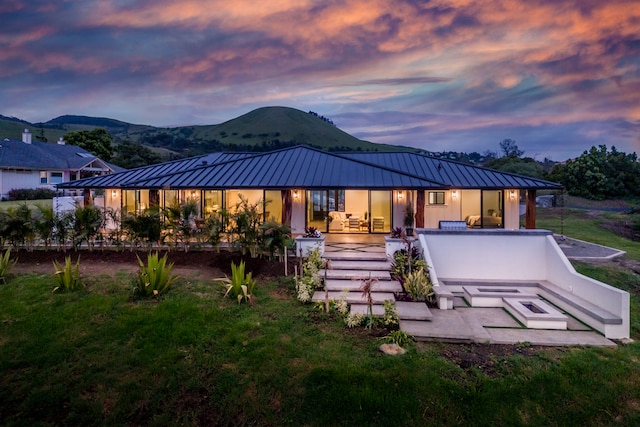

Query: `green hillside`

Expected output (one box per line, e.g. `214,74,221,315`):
1,107,408,157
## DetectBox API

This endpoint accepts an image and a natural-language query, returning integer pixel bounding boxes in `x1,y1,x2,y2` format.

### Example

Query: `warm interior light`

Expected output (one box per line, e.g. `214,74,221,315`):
111,190,118,198
293,190,299,199
509,190,517,200
451,190,458,199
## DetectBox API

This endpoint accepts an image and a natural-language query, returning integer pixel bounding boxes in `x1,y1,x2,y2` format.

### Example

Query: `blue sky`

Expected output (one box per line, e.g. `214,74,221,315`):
1,0,639,160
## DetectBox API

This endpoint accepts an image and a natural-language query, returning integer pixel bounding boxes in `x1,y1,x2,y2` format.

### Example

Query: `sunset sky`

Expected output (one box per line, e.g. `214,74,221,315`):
1,0,639,160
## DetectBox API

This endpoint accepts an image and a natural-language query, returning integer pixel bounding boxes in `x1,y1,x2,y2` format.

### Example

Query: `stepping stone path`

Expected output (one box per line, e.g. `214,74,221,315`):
311,250,433,326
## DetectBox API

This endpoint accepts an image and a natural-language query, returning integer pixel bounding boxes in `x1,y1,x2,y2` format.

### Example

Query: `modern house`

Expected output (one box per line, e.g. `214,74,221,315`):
0,129,117,200
57,145,562,232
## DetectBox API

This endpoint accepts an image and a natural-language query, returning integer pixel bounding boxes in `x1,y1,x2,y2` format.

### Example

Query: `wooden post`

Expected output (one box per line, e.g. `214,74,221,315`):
415,190,425,228
525,189,537,229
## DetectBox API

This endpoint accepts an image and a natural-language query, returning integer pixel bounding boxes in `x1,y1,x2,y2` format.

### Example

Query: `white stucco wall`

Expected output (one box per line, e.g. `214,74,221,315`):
418,230,630,339
291,190,306,235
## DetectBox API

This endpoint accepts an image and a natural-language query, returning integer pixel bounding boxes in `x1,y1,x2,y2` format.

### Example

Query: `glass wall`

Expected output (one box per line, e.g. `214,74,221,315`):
264,190,283,223
203,190,223,217
122,190,150,214
307,190,328,232
370,190,392,233
461,190,504,228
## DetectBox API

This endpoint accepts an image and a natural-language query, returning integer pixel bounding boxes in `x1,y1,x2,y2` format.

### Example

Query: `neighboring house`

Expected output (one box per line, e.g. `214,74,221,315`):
0,129,118,200
58,145,562,233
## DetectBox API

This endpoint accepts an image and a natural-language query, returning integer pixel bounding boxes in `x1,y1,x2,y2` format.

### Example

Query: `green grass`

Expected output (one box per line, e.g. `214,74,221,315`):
1,265,640,426
537,208,640,261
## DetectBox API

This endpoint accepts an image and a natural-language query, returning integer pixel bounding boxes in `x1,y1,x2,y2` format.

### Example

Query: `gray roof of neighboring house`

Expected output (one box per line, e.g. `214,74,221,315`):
0,138,115,171
58,145,562,190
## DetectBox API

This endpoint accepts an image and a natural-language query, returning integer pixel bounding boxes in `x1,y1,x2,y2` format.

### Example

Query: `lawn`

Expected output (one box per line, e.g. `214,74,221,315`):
537,207,640,261
1,256,640,426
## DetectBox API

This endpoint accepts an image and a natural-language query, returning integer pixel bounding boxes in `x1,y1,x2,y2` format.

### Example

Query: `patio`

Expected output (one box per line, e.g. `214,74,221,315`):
320,231,627,346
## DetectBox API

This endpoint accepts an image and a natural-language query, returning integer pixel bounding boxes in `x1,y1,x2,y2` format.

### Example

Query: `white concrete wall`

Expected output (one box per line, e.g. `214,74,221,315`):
418,230,630,339
291,189,306,235
421,231,548,281
54,196,83,214
543,235,630,339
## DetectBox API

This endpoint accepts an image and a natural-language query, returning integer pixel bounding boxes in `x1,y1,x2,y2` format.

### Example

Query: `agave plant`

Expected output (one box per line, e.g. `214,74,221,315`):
218,260,256,304
52,256,83,293
0,248,16,283
134,252,178,298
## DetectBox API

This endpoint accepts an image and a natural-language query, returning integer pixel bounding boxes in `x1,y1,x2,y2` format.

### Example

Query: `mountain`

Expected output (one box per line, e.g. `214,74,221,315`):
0,106,408,157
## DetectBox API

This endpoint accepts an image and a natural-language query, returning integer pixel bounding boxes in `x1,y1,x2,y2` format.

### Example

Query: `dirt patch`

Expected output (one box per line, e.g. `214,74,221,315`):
429,343,566,378
10,249,297,279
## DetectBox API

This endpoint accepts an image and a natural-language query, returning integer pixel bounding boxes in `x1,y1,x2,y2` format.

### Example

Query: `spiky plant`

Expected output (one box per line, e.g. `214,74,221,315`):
134,252,178,298
52,256,82,293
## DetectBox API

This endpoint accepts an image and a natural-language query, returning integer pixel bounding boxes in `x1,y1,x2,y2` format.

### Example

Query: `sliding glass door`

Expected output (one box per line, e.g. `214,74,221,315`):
307,190,329,232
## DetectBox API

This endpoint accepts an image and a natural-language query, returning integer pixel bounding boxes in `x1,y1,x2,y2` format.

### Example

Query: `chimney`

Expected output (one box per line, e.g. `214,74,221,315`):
57,137,65,145
22,129,32,144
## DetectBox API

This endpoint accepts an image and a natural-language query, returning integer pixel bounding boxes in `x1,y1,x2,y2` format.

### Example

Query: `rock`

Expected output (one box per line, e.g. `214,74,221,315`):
378,343,406,356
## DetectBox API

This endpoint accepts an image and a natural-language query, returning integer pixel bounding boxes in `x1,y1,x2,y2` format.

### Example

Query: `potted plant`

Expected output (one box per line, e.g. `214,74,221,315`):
403,201,414,236
295,227,325,257
384,227,405,259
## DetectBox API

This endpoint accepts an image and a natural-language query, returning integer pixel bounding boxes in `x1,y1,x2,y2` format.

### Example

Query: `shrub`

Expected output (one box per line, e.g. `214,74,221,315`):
383,300,399,328
219,260,256,304
7,188,56,201
296,248,326,303
390,227,404,239
383,330,413,347
52,256,82,293
403,267,434,302
345,312,366,328
0,248,16,283
134,252,178,298
260,220,291,260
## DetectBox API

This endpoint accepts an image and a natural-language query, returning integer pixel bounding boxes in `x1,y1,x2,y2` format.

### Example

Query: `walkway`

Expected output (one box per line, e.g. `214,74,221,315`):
315,234,620,347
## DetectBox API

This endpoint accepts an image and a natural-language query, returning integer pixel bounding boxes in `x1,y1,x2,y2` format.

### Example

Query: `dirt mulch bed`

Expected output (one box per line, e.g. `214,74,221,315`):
10,249,297,279
429,343,567,378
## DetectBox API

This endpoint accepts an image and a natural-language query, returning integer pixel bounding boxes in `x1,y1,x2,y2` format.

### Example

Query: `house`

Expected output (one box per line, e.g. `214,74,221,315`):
57,145,562,232
0,129,117,200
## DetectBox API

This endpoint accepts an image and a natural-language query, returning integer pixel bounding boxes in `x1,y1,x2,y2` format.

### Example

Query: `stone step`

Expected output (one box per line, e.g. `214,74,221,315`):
311,290,396,304
395,301,433,321
324,279,402,293
323,252,388,262
327,260,391,271
321,269,391,281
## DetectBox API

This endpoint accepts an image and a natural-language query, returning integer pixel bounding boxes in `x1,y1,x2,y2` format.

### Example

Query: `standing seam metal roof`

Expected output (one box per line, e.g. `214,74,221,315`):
58,145,562,190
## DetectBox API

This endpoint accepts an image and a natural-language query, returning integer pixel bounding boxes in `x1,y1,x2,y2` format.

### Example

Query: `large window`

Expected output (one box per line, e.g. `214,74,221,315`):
461,190,504,228
307,190,329,232
203,190,223,217
370,190,392,233
264,190,283,223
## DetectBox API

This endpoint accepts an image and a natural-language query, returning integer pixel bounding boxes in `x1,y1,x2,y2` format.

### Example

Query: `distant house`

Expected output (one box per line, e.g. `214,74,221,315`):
58,145,562,232
0,129,118,200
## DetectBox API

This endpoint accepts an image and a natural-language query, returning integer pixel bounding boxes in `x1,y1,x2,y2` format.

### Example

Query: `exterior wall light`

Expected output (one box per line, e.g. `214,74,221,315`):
451,190,458,199
397,191,404,200
293,190,299,199
191,190,197,198
509,190,517,200
111,190,118,198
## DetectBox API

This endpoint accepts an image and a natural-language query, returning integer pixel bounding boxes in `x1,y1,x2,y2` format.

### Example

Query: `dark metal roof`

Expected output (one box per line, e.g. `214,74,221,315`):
59,145,562,190
58,152,249,188
0,138,114,171
342,152,563,190
123,146,443,189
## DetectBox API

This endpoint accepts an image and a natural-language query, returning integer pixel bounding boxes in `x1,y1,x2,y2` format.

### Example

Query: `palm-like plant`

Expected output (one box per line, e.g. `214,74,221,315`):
134,252,178,298
218,260,256,304
52,256,83,293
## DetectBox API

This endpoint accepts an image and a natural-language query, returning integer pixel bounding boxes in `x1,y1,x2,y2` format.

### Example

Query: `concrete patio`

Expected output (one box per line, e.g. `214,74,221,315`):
320,232,626,347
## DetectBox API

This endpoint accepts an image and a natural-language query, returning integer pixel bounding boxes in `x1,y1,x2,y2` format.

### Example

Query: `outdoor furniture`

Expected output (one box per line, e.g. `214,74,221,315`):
372,217,384,232
348,216,360,231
